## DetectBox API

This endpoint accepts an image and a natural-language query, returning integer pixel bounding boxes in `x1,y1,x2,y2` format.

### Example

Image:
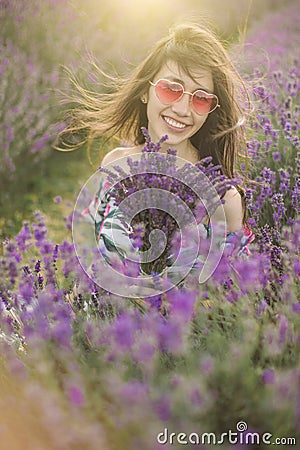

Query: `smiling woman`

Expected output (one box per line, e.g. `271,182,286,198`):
56,22,255,287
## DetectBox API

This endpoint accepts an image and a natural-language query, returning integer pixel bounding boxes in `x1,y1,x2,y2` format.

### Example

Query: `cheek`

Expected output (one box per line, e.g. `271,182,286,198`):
148,95,161,112
194,115,208,131
146,98,163,124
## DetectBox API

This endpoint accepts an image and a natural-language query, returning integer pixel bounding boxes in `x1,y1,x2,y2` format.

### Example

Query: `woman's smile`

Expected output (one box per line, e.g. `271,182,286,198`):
162,115,191,131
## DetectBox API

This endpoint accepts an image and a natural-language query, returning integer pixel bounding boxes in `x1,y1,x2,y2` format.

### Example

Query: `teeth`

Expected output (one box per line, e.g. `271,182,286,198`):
163,116,187,129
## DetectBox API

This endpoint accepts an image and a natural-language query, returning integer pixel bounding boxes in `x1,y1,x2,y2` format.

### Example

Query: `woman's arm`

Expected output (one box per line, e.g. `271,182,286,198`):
209,186,243,232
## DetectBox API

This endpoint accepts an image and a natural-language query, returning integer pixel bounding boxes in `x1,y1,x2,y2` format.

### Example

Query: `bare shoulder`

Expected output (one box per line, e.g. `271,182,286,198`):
101,146,142,167
100,147,126,166
210,186,243,232
223,186,242,204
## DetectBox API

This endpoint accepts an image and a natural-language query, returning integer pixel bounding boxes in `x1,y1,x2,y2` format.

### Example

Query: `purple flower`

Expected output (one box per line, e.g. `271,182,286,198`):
292,303,300,313
168,288,196,323
190,388,203,407
154,395,171,421
19,281,34,304
54,196,62,203
201,357,214,375
278,315,288,344
111,311,137,351
120,381,148,405
272,151,281,161
133,340,156,363
52,319,72,348
156,317,183,354
39,241,54,255
5,241,21,263
33,222,47,243
257,300,268,315
145,294,163,310
294,259,300,277
15,222,32,251
262,368,275,384
34,259,41,273
69,385,85,407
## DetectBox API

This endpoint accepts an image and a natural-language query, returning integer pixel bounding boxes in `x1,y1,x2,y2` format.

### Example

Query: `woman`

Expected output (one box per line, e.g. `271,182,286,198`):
58,22,255,292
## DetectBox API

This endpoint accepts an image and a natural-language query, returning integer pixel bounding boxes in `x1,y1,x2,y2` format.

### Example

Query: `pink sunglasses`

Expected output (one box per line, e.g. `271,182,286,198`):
149,78,220,115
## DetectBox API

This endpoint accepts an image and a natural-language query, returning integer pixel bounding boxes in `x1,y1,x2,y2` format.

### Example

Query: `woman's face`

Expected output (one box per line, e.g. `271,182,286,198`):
145,60,214,150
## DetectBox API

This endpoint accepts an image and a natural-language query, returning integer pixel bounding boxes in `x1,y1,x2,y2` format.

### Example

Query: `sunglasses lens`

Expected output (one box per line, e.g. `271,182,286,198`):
155,80,183,104
193,91,217,114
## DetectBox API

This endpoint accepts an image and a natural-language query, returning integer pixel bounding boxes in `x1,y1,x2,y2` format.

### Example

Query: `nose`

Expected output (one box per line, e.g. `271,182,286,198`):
171,93,192,116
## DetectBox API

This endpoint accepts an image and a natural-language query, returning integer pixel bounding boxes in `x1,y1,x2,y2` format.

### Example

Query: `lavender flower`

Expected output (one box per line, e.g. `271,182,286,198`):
101,128,236,277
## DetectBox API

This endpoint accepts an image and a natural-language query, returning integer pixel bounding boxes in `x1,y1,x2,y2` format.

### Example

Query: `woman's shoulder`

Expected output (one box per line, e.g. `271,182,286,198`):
101,145,143,167
210,185,243,232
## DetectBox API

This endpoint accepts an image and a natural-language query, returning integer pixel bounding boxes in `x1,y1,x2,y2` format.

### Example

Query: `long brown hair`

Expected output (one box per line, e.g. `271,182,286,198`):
56,22,250,218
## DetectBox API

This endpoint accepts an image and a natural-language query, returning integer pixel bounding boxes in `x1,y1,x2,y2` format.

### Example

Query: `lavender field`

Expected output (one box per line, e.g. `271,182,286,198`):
0,1,299,449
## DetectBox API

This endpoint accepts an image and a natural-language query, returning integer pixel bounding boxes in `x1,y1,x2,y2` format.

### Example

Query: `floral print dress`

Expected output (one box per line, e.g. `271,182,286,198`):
82,178,255,273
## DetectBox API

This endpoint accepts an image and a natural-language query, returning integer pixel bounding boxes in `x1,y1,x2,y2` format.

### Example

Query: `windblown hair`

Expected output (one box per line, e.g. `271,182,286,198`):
57,22,250,197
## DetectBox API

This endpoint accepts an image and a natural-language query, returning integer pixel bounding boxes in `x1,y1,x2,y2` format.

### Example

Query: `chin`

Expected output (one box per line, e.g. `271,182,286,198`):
165,135,190,146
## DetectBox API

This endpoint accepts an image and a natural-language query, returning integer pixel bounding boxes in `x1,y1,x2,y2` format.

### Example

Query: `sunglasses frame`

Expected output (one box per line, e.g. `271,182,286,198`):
149,78,220,115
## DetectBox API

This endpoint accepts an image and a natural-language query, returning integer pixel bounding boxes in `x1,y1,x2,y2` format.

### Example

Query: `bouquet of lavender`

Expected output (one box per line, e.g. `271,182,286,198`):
101,129,237,277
